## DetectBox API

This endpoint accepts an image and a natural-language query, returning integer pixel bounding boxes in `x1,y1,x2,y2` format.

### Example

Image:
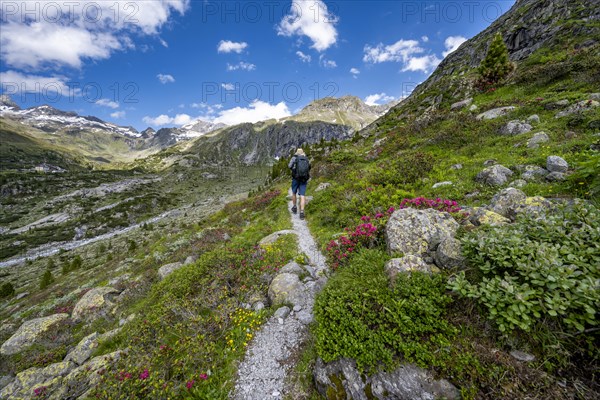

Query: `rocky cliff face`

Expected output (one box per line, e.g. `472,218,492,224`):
374,0,600,122
419,0,598,91
186,120,353,165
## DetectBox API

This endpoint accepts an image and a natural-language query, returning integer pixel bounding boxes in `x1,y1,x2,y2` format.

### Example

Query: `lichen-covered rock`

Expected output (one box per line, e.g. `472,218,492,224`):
268,273,307,307
385,208,459,257
489,187,527,219
546,171,566,181
0,313,69,356
64,332,99,365
527,114,540,123
521,166,549,181
527,132,550,148
314,358,460,400
469,208,511,226
434,237,465,269
475,164,513,186
514,196,555,219
258,230,296,246
71,287,119,322
61,350,126,396
555,99,599,118
499,120,532,135
157,262,183,279
278,261,306,276
450,98,472,110
0,361,75,399
476,106,516,120
385,256,437,282
547,155,569,172
509,179,527,188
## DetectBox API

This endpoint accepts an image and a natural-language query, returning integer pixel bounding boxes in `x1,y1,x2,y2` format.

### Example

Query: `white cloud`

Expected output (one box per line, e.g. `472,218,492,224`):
443,35,467,57
96,98,119,109
159,38,169,48
421,36,429,43
111,111,126,119
226,62,256,71
296,51,312,63
350,68,360,78
144,101,290,127
0,70,71,94
142,113,193,126
157,74,175,84
319,56,337,69
0,1,189,70
363,37,442,73
213,100,291,125
402,55,442,73
365,93,395,106
221,83,235,90
217,40,248,54
363,39,422,64
277,0,338,52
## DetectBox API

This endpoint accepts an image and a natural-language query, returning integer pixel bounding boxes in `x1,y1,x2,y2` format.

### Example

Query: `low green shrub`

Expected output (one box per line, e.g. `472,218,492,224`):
371,151,435,187
0,281,15,298
314,249,457,372
450,203,600,334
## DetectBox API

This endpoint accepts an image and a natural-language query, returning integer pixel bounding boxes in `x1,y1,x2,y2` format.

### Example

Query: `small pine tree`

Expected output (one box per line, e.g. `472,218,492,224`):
71,255,83,270
128,240,137,252
0,282,15,298
40,269,55,290
478,32,514,85
62,260,72,275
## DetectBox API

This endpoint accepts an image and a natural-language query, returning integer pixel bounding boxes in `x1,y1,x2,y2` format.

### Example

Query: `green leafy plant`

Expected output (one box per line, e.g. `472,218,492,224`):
450,203,600,334
314,249,456,372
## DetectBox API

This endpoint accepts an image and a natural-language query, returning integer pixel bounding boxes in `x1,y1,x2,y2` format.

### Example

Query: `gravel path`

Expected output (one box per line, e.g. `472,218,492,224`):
233,192,328,399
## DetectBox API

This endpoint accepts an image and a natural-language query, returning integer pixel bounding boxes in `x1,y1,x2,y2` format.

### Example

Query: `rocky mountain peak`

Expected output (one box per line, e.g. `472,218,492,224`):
0,94,19,110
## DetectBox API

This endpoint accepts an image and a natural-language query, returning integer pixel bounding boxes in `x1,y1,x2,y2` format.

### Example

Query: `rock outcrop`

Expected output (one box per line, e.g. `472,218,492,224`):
314,358,460,400
385,208,459,257
0,313,69,356
72,287,119,322
475,165,514,186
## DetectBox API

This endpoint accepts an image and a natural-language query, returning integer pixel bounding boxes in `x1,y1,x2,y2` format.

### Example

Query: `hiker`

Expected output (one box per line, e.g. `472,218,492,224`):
289,148,311,219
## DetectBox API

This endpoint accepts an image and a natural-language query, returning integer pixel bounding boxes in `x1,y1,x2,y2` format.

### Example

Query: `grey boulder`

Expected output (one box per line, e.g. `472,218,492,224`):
475,165,513,186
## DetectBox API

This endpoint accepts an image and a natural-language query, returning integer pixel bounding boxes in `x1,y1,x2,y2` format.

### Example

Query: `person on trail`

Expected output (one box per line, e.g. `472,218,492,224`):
289,148,311,220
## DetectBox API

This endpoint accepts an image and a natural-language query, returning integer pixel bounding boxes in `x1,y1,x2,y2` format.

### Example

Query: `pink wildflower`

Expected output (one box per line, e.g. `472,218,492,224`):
139,369,149,380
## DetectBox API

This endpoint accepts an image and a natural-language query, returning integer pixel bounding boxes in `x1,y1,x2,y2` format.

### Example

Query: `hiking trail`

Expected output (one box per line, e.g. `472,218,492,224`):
232,192,328,399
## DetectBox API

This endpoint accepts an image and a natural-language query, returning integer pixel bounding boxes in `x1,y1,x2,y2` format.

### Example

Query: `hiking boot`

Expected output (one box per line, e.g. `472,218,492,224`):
299,211,305,220
291,206,297,214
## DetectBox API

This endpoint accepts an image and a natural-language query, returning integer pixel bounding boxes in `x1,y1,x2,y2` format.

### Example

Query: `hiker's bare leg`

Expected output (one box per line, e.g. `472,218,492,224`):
292,193,297,208
300,195,305,211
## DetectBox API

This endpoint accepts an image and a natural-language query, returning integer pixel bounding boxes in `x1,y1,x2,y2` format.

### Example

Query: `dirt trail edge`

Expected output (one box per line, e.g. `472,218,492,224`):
233,193,328,399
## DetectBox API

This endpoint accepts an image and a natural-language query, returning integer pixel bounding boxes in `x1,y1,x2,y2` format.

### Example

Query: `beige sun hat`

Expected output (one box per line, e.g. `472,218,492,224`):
295,148,305,155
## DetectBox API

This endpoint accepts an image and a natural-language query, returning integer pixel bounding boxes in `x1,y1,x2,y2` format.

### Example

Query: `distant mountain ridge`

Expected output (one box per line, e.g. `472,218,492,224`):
285,95,397,130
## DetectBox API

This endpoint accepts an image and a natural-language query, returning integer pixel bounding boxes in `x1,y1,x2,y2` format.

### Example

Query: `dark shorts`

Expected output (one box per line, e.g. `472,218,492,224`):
291,178,307,196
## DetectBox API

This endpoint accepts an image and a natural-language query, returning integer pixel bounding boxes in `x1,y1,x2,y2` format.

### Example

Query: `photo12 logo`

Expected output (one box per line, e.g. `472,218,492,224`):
0,1,140,25
200,81,339,104
199,1,339,24
1,80,140,104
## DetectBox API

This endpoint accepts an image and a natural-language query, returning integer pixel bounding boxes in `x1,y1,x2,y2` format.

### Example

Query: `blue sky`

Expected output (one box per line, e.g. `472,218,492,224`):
0,0,516,130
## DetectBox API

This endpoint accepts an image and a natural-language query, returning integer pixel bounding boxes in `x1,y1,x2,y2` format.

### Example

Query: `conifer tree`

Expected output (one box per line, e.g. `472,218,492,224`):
478,32,514,84
40,269,55,289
